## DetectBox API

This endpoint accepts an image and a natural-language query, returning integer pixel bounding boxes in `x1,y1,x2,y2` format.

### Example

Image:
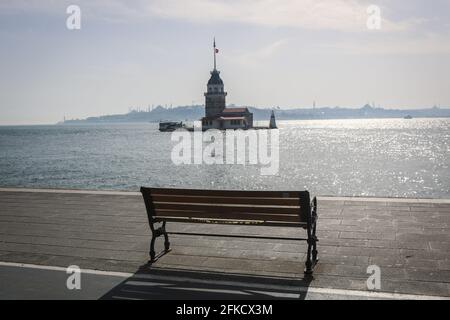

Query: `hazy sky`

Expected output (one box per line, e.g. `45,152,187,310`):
1,0,450,125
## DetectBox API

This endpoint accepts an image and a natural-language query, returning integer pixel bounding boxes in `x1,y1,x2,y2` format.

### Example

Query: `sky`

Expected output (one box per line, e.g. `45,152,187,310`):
0,0,449,125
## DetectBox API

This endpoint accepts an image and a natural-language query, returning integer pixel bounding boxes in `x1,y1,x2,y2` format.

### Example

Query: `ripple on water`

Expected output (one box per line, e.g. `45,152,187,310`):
0,118,449,198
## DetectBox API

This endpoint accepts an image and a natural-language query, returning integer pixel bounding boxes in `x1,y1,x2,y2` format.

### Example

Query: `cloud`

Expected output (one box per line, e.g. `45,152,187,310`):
228,39,289,66
1,0,447,55
0,0,421,32
144,0,427,33
330,33,450,55
148,0,370,31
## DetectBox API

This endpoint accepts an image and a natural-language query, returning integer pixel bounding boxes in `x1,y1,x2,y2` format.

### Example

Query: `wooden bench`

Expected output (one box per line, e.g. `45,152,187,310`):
140,187,319,274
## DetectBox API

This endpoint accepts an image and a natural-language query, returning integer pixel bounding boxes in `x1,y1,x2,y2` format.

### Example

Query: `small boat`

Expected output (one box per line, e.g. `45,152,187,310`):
404,115,413,119
159,121,184,132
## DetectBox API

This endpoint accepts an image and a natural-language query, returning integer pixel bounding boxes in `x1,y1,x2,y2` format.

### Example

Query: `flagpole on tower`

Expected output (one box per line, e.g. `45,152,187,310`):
213,37,217,70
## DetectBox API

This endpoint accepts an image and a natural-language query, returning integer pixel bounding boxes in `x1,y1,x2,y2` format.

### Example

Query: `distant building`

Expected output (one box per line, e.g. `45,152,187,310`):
201,39,253,130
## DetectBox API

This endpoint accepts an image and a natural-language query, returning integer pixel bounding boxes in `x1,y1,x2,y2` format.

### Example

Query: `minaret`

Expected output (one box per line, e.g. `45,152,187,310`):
269,110,277,129
204,38,227,118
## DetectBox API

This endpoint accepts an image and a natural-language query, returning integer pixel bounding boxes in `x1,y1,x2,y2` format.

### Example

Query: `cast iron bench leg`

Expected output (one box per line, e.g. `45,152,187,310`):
312,197,319,263
150,235,156,262
312,224,318,263
149,222,157,262
305,197,319,274
305,238,314,274
163,221,171,252
149,221,171,262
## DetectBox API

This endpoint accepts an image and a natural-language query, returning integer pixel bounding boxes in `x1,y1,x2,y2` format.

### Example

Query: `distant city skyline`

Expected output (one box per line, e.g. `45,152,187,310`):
62,104,450,125
1,0,450,125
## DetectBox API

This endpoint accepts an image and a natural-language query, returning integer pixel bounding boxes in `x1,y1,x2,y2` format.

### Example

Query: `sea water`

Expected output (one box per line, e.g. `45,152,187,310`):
0,118,448,198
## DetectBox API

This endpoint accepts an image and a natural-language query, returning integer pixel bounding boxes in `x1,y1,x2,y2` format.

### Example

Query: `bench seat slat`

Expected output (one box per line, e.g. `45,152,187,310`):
154,217,307,229
153,216,306,227
150,188,305,199
150,194,300,206
153,209,302,223
153,202,301,216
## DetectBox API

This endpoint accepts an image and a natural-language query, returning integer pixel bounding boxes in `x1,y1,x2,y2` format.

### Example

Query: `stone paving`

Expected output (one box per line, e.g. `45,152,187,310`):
0,188,449,298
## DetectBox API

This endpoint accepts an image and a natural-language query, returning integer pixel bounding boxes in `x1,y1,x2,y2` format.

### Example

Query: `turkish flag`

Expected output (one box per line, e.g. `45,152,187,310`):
215,48,219,53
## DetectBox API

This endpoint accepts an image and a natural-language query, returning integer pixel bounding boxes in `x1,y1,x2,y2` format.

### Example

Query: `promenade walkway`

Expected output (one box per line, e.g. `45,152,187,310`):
0,188,449,299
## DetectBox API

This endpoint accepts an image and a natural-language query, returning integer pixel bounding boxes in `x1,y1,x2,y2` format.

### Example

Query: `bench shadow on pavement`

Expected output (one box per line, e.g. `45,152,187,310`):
100,264,314,300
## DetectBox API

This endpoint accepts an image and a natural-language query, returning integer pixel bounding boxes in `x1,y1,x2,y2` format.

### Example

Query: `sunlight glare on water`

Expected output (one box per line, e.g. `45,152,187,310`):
0,118,449,198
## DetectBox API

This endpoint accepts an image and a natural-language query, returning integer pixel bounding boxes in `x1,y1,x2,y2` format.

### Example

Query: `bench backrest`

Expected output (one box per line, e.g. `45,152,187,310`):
140,187,311,227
